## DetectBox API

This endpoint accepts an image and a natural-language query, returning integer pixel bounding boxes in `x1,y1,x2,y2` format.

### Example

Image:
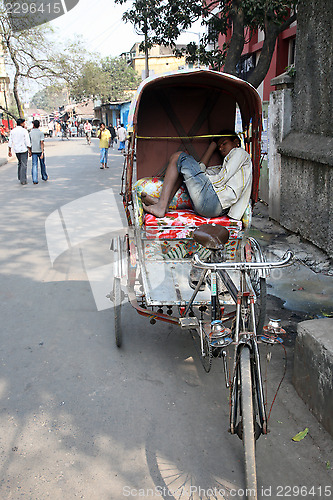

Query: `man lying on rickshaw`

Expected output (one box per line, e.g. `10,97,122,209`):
141,129,252,222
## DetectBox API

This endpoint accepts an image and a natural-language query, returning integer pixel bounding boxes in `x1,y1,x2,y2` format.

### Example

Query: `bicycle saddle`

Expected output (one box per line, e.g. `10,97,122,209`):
192,224,229,250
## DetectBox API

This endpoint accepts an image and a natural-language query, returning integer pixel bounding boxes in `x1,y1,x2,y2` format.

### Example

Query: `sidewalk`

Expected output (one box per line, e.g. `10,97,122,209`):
0,141,9,166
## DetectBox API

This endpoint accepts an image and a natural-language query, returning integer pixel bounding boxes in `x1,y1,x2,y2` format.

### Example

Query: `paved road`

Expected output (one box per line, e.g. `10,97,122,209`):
0,137,332,499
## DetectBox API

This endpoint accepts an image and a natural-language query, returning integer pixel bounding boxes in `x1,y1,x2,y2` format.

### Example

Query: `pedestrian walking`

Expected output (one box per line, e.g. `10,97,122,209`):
29,119,48,184
8,118,32,185
107,124,116,148
84,120,92,145
97,122,111,169
61,121,69,140
117,123,127,151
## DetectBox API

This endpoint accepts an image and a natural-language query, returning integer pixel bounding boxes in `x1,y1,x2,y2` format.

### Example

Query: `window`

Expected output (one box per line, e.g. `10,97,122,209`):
288,38,296,66
236,53,256,80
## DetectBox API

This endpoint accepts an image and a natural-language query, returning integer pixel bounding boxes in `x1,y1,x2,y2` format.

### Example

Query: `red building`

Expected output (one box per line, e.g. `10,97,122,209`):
219,22,297,102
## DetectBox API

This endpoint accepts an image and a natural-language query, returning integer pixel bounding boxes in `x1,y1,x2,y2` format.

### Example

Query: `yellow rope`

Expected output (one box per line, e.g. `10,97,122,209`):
136,133,244,140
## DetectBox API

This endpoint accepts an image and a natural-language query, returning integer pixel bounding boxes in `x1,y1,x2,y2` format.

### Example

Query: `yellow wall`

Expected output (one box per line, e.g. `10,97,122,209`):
133,54,187,78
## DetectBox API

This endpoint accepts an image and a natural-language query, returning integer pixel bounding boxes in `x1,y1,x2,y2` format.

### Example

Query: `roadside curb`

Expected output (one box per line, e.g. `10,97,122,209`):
293,318,333,437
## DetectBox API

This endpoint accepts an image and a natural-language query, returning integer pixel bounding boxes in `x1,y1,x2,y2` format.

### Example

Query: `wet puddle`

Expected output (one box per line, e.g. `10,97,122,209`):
248,226,333,318
267,261,333,318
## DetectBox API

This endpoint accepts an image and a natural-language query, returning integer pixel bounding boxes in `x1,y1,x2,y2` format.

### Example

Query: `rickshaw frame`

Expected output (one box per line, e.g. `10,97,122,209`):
118,69,263,327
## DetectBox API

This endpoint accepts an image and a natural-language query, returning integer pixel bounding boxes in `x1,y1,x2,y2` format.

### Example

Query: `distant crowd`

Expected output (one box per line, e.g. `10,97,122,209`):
5,117,128,185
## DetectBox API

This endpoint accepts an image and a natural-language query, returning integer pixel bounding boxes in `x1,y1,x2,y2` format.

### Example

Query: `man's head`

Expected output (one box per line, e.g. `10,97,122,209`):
217,130,241,158
17,118,25,127
120,123,124,128
100,122,105,130
33,120,40,129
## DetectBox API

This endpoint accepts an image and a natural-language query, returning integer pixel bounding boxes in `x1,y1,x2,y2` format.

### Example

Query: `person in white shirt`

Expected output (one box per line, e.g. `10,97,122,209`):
117,124,127,151
8,118,32,185
83,120,92,144
142,130,252,221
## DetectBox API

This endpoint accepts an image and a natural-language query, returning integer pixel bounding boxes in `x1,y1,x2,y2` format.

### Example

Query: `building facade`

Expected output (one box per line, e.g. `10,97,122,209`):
0,43,11,128
216,21,296,102
121,44,190,80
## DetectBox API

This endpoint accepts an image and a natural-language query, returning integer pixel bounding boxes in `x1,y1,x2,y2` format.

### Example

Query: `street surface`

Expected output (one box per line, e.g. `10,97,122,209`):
0,136,332,499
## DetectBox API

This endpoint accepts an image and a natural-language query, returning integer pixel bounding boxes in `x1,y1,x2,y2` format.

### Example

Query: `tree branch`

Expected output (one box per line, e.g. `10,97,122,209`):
0,106,17,121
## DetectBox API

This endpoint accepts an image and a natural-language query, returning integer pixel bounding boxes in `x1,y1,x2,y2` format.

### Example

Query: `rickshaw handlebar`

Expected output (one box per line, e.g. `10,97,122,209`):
192,251,294,271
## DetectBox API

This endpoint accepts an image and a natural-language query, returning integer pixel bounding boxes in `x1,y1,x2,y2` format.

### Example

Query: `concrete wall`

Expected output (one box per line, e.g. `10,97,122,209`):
268,74,293,221
277,0,333,257
293,319,333,437
279,133,333,256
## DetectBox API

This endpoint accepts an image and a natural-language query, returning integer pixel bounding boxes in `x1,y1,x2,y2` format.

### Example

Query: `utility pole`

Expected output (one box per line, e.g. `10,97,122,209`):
144,33,149,79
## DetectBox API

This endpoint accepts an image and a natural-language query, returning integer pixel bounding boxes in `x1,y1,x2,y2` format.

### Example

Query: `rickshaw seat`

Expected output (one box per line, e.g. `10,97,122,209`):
133,177,252,228
132,177,252,260
192,224,229,250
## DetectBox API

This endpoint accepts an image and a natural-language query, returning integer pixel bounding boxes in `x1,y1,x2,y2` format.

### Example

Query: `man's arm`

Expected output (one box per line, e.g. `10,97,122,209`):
25,130,32,156
40,139,45,158
200,141,217,167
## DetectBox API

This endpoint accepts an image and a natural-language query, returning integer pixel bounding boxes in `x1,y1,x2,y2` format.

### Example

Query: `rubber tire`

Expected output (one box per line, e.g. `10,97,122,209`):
240,347,257,499
113,277,122,348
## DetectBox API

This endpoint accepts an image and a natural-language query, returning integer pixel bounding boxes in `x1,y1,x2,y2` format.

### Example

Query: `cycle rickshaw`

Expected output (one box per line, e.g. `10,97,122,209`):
110,69,293,499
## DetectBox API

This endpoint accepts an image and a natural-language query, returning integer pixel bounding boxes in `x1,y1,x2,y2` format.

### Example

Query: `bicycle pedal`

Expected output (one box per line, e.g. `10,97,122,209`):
211,336,233,348
261,335,283,344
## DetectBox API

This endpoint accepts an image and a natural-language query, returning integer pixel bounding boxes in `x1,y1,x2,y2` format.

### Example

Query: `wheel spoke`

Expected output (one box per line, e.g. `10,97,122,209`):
240,346,257,499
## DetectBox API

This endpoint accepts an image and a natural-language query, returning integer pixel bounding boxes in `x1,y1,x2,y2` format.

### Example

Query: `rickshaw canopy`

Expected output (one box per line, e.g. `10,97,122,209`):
127,69,262,204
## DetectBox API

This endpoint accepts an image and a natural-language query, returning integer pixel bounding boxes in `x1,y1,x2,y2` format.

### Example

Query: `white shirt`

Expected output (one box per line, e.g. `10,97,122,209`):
201,147,252,220
117,126,127,142
84,122,92,132
8,126,31,153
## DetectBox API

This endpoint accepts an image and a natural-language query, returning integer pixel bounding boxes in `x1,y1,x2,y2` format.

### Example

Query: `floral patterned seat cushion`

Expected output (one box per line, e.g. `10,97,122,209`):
144,210,242,239
133,177,251,238
133,177,192,227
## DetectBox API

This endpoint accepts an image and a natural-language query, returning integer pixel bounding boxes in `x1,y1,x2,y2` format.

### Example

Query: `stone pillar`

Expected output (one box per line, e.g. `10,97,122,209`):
278,0,333,257
268,73,294,222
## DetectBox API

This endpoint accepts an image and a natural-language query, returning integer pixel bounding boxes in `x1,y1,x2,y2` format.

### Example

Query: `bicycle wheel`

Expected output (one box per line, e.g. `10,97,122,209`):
113,277,122,348
240,346,257,499
243,238,267,335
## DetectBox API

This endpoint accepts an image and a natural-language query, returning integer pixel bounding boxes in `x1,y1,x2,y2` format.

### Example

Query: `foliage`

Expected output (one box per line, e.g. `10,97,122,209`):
115,0,298,88
69,57,141,103
30,86,69,112
0,11,60,117
0,4,91,119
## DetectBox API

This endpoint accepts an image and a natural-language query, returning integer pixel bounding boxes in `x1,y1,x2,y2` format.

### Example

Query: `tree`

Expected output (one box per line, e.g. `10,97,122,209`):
1,15,55,117
30,86,69,112
69,57,141,103
115,0,298,88
0,8,89,119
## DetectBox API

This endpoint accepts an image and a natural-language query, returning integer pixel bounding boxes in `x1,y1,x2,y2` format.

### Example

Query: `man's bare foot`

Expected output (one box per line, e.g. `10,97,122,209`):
141,192,159,206
142,202,166,218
